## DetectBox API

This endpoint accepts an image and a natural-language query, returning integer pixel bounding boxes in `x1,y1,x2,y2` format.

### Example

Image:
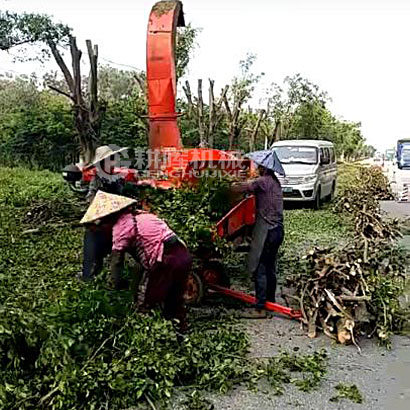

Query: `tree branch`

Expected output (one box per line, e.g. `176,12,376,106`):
222,93,232,122
47,40,74,93
70,36,82,106
208,79,215,148
249,109,265,152
197,79,206,147
48,84,74,101
183,80,193,114
133,72,146,96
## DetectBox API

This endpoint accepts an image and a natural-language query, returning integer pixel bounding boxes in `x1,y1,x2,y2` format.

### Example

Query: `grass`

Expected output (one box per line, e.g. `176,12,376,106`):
0,166,357,408
279,204,348,280
0,167,254,409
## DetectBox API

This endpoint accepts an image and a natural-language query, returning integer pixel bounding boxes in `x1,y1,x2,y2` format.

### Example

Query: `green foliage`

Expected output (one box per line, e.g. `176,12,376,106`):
130,177,237,254
183,390,214,410
0,11,71,60
231,53,264,105
0,76,76,170
100,92,148,149
0,167,71,206
98,65,141,101
266,350,328,395
0,71,149,170
0,167,255,409
330,383,364,404
176,23,201,80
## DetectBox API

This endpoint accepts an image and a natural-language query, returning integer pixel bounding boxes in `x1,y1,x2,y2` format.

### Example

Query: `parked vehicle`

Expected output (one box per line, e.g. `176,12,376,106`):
271,140,337,209
372,155,384,169
390,139,410,200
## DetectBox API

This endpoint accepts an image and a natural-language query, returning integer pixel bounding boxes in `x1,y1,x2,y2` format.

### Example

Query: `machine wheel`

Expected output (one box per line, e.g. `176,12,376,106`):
313,186,322,210
184,272,204,305
68,181,89,195
200,260,230,288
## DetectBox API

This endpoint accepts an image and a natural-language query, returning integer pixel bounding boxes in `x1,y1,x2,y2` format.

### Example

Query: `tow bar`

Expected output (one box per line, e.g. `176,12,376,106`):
208,284,302,320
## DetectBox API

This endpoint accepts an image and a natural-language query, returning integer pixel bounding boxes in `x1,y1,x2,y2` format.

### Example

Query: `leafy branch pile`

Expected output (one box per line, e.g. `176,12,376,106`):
286,165,407,345
330,383,364,404
125,176,239,255
0,168,257,409
23,198,85,227
266,350,328,395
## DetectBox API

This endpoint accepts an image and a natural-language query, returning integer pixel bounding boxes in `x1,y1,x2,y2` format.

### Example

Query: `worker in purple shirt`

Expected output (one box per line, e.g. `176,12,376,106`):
233,150,285,318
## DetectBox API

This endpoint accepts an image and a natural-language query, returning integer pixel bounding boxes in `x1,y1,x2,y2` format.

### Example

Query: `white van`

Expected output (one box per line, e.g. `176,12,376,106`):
271,140,337,209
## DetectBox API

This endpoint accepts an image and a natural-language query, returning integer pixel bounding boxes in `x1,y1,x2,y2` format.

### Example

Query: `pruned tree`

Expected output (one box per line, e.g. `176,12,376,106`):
182,79,231,148
0,11,102,162
197,79,205,147
48,37,102,162
249,109,266,152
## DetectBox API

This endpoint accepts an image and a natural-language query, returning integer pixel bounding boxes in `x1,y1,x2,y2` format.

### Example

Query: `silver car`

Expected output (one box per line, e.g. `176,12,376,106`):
271,140,337,209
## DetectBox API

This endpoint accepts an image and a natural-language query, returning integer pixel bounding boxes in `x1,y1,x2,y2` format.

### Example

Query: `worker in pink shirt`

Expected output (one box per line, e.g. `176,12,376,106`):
80,191,192,331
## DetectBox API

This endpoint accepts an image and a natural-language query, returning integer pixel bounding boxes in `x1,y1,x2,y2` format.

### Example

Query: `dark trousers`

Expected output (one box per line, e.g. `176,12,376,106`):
82,228,112,279
254,225,284,309
142,241,192,330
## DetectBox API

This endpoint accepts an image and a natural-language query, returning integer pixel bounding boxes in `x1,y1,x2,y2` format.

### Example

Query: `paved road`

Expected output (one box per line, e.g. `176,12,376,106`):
206,319,410,410
380,200,410,220
203,202,410,410
168,201,410,410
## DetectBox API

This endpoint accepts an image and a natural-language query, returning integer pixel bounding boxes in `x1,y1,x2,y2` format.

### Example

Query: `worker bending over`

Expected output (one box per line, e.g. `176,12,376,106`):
80,191,192,331
233,150,285,318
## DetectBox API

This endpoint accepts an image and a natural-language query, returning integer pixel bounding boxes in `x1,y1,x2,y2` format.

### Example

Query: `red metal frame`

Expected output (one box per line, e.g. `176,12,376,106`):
208,284,302,319
216,196,256,238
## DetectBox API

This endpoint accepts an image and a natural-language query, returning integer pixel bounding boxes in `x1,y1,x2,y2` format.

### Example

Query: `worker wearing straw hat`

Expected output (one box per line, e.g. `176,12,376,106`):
80,191,192,332
85,145,129,203
80,145,128,281
233,150,285,318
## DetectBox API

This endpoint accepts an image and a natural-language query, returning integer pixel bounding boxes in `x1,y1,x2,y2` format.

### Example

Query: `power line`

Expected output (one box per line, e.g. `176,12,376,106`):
100,56,143,72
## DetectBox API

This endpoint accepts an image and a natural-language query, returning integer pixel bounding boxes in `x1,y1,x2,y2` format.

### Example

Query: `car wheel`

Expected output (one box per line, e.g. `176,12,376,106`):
313,186,321,210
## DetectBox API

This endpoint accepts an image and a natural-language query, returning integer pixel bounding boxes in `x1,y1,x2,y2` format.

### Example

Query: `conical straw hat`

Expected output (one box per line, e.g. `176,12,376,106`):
80,191,137,224
84,145,128,169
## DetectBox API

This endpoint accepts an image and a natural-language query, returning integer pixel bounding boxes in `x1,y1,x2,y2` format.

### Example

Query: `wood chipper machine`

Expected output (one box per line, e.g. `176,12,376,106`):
62,0,301,320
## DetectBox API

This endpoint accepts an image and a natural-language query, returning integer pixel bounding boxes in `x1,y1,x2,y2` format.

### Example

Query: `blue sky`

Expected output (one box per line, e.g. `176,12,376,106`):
1,0,410,151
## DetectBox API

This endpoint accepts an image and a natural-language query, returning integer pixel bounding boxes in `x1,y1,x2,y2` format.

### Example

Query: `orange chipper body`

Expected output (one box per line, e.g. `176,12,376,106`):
82,1,301,320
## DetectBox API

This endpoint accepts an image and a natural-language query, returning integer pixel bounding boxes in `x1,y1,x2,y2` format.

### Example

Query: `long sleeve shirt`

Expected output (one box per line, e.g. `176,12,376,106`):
234,175,283,227
111,211,175,270
86,174,125,203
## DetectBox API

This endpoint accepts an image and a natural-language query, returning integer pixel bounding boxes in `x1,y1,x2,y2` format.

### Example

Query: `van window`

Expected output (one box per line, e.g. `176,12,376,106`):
320,148,330,165
273,146,318,165
329,148,335,163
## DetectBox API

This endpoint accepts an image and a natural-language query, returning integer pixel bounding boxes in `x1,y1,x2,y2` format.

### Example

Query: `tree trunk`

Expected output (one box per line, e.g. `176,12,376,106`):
197,79,206,147
182,80,193,115
227,96,245,150
207,79,215,148
249,109,265,152
47,36,101,163
86,40,101,160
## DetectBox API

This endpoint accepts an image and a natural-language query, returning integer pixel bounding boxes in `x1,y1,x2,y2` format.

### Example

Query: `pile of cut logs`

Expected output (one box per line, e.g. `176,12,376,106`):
286,166,405,347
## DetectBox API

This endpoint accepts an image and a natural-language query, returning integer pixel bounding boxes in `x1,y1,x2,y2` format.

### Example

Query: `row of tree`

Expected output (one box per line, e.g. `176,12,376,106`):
0,10,375,170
